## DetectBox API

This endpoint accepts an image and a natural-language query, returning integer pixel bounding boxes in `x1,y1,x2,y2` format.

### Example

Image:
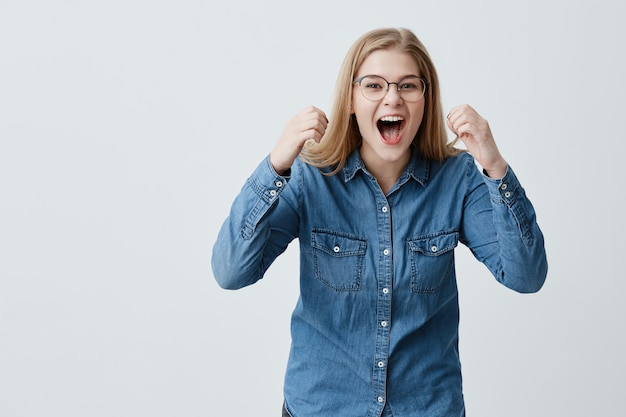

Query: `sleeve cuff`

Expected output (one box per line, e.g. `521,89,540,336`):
482,165,519,205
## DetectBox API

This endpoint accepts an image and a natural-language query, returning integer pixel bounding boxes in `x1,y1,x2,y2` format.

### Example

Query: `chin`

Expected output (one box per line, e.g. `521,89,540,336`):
376,145,412,163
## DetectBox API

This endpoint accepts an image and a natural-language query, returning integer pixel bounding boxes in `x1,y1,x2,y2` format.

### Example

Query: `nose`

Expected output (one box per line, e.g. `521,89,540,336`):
383,83,403,105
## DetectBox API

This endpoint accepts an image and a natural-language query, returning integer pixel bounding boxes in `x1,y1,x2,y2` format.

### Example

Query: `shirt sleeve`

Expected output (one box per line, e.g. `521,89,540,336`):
461,159,548,293
211,155,299,290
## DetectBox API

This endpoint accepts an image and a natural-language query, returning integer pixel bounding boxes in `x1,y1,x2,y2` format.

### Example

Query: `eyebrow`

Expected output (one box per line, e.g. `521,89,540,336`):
360,74,422,80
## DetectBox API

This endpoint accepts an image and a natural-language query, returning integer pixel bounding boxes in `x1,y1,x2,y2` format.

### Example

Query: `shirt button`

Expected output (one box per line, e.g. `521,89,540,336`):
382,206,388,213
275,181,283,187
377,396,384,403
269,190,277,197
378,361,385,368
382,288,389,294
431,245,438,253
383,248,390,256
504,191,511,198
500,183,507,190
381,321,388,327
333,245,340,253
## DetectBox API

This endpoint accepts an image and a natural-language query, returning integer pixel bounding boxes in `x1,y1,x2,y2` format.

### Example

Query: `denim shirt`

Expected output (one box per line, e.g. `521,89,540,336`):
212,150,547,417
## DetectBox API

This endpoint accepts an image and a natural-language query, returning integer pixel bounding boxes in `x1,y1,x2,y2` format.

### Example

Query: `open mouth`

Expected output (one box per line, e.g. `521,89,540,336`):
377,116,405,144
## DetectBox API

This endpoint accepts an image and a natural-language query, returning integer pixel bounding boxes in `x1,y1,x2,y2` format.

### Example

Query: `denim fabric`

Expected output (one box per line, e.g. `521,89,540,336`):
213,150,547,417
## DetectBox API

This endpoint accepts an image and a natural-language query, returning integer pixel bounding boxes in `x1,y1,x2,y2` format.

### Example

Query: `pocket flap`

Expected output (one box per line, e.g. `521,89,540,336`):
408,231,459,257
311,230,366,257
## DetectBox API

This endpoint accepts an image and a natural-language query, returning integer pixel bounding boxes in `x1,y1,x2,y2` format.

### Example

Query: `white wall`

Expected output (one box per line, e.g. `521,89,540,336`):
1,1,624,416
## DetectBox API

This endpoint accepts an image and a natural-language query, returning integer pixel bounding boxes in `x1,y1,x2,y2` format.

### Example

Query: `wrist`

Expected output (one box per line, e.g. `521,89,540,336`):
483,159,508,179
269,154,290,176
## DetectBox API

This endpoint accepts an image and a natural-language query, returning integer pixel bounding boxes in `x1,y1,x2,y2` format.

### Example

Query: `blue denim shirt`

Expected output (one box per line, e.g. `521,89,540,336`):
212,150,547,417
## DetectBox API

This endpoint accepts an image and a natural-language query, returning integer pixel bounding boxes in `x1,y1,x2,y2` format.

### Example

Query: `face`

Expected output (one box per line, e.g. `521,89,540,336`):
352,48,425,174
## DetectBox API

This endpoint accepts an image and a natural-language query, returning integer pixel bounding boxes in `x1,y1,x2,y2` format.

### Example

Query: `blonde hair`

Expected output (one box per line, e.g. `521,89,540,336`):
301,28,460,174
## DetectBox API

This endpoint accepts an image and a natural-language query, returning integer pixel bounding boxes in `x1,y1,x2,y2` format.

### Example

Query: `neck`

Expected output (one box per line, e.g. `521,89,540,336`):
360,151,410,195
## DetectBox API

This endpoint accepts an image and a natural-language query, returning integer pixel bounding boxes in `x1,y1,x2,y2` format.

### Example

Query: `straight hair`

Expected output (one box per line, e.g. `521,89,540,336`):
301,27,460,174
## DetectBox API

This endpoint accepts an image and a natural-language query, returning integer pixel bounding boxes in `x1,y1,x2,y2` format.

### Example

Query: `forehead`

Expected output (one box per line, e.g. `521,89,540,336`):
357,48,420,78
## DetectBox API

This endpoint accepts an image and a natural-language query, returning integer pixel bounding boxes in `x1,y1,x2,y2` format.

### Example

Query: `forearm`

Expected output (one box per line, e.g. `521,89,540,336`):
465,165,548,293
211,156,296,290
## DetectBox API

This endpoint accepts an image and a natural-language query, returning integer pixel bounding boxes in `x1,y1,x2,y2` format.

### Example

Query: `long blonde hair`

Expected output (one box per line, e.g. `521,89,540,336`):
301,28,459,174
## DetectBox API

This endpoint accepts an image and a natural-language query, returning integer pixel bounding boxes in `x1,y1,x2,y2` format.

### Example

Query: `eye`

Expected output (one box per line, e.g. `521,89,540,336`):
365,81,383,90
398,82,418,91
359,75,387,90
398,76,423,91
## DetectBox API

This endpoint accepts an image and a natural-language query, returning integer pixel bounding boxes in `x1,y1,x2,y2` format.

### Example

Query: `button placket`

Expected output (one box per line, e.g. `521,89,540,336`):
373,197,391,411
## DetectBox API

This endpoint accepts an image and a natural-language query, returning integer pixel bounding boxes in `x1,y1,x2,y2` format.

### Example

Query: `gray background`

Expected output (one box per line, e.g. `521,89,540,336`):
1,0,624,416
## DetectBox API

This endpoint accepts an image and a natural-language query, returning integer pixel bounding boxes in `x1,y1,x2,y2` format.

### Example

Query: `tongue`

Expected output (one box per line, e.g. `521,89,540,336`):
379,123,402,144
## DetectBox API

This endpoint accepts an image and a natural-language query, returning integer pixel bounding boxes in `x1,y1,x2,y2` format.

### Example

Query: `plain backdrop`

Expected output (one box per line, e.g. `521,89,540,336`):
1,0,624,416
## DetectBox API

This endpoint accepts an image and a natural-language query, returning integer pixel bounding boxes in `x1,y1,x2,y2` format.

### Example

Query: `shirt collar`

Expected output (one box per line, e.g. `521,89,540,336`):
342,148,431,187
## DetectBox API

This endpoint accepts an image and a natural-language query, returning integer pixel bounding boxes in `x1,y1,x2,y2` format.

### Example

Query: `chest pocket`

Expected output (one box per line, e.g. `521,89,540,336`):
407,230,459,293
311,229,366,291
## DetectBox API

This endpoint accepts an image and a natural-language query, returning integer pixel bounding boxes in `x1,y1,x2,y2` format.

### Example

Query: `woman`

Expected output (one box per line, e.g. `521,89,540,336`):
212,27,547,417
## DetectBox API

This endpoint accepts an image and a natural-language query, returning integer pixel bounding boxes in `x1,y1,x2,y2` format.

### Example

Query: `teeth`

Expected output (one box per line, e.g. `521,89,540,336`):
379,116,404,122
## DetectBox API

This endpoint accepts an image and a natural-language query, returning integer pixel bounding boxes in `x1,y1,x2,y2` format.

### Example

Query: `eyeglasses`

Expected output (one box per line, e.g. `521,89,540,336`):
354,75,427,102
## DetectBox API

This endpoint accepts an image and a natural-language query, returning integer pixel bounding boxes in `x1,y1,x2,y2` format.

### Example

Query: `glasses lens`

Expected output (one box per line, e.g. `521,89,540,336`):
358,75,387,101
397,76,426,102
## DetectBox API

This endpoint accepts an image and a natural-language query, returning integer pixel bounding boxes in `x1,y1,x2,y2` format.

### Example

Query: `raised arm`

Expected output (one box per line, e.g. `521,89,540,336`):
450,105,547,292
211,106,328,289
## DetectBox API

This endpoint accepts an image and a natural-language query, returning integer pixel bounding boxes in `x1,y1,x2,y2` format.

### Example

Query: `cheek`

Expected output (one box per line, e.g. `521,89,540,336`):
411,104,426,129
352,96,376,123
353,110,375,136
